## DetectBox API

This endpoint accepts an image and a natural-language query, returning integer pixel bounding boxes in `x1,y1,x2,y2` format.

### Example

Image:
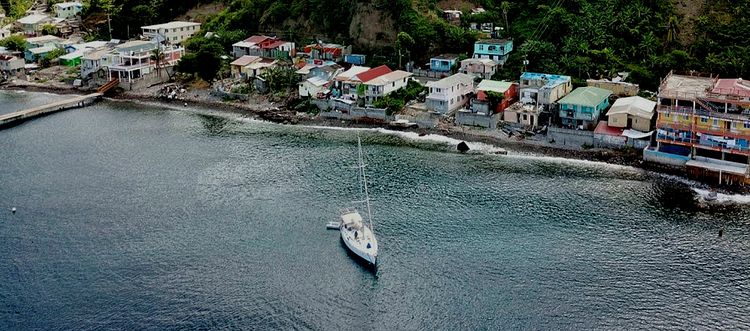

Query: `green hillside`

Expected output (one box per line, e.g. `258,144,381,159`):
81,0,750,90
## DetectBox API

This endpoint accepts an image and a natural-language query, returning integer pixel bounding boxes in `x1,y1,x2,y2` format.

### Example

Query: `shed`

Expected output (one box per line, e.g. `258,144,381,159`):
606,96,656,132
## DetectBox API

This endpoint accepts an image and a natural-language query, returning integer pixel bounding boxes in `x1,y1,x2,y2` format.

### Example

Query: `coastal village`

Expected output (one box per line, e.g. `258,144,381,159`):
1,3,750,188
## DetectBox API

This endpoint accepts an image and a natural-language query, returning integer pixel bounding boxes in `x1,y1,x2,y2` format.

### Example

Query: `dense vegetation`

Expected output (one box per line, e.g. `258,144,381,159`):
76,0,750,90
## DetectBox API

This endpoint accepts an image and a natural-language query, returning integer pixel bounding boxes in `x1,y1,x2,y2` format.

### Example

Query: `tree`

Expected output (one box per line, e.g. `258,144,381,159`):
395,32,414,69
151,47,166,78
41,24,58,36
0,35,27,51
501,1,511,34
485,91,505,112
39,48,66,68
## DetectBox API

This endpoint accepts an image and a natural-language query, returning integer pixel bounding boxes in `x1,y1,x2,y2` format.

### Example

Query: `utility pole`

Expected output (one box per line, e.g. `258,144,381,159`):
107,12,112,39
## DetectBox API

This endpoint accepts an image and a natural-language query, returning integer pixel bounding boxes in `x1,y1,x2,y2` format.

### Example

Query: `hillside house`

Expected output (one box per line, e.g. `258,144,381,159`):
17,14,51,35
25,45,59,62
519,72,572,105
430,54,459,73
474,80,518,114
459,58,497,79
141,21,201,45
347,65,391,92
558,86,613,129
0,28,10,39
303,42,350,62
504,72,572,128
107,40,184,83
0,55,24,74
231,55,261,79
81,48,114,78
233,35,270,58
332,65,370,98
426,73,475,114
363,70,413,105
472,39,513,64
53,2,83,19
606,96,656,132
25,35,64,50
645,73,750,185
298,64,343,98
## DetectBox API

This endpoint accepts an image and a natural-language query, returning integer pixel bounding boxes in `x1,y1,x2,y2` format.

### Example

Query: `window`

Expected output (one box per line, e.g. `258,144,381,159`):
523,114,528,120
713,119,718,126
479,45,483,51
700,117,708,123
683,115,688,120
744,122,750,129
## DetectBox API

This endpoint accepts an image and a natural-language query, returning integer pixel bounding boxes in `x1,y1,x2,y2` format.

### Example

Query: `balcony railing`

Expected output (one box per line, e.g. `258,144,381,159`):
658,105,750,122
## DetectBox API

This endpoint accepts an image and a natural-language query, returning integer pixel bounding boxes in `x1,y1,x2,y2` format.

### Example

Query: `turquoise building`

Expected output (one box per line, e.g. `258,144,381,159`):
558,86,613,129
429,54,459,73
472,39,513,64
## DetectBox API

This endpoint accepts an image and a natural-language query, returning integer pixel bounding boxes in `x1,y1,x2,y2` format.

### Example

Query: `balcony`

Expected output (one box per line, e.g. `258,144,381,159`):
658,105,750,122
656,121,692,131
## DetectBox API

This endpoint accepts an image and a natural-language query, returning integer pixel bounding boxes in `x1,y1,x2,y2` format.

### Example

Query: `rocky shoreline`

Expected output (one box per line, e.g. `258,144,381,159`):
0,83,734,192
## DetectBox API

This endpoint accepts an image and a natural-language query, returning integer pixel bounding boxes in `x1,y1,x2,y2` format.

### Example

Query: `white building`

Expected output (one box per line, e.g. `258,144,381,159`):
0,55,24,74
426,73,475,114
299,76,330,98
107,40,184,83
459,58,497,80
17,14,51,35
363,70,413,105
53,2,83,19
81,48,114,78
0,28,10,39
141,21,201,45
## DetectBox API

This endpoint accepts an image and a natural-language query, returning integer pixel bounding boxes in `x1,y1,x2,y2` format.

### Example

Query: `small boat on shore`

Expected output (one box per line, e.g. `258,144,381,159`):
387,119,418,130
325,221,341,229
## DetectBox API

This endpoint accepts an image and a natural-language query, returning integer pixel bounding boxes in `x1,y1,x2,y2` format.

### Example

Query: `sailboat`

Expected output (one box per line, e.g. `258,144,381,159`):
339,136,379,265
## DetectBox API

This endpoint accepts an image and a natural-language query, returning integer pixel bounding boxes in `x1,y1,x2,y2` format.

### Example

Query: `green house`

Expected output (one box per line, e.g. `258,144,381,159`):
59,49,84,67
558,86,613,129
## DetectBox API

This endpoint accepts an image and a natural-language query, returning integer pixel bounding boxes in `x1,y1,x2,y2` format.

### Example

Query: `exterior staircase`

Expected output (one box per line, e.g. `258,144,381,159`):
97,79,120,94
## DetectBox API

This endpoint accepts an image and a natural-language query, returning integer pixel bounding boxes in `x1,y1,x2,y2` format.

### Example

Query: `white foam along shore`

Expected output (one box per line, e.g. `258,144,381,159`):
693,188,750,204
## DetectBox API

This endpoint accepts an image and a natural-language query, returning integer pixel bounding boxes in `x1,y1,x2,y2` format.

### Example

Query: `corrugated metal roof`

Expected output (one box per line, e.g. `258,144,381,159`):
558,86,612,107
476,80,513,93
354,65,391,83
427,73,474,89
607,96,656,119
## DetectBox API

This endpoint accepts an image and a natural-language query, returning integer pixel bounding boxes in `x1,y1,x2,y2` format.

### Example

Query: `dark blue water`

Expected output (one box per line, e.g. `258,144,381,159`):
1,91,749,329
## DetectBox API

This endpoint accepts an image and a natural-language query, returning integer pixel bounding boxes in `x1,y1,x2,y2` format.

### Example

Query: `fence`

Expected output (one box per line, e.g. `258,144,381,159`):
456,112,498,129
321,107,392,122
408,68,451,79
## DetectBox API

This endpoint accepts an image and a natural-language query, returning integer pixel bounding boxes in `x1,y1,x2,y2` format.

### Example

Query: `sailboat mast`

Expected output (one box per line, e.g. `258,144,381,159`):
358,136,374,231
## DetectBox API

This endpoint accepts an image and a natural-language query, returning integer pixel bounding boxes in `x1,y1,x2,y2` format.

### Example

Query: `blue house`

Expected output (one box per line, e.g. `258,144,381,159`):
429,54,459,72
558,86,613,129
344,54,366,65
472,39,513,64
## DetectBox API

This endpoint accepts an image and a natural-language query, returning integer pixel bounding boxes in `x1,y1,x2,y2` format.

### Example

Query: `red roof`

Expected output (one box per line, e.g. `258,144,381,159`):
245,35,270,44
261,40,288,49
354,65,392,83
594,121,624,136
712,78,750,98
477,90,488,101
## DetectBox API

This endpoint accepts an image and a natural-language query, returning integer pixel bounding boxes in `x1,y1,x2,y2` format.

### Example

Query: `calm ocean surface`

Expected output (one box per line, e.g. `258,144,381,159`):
1,91,749,330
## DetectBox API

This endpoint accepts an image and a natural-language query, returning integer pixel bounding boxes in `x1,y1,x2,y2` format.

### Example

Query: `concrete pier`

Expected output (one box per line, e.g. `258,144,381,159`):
0,92,103,128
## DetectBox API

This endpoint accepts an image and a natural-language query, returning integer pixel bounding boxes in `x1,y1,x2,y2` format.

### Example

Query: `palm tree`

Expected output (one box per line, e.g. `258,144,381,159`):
665,15,679,47
501,1,511,33
151,47,166,79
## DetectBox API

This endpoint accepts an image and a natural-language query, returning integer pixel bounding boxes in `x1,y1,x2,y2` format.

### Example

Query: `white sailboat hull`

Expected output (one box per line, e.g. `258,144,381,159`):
339,212,378,265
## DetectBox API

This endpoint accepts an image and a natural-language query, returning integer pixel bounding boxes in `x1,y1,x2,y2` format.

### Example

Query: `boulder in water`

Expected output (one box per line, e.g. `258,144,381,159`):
457,141,470,153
